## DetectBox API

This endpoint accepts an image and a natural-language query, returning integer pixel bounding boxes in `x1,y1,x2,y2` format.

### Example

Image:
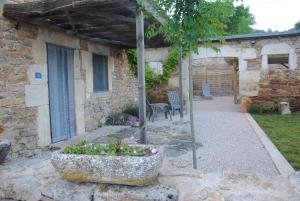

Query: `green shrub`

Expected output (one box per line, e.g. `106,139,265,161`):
64,141,145,156
248,103,261,114
261,101,278,113
123,104,139,117
248,102,278,114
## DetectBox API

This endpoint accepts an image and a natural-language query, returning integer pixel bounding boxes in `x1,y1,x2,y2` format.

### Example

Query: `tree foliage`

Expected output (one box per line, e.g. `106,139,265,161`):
147,0,256,51
295,21,300,30
225,5,255,34
126,47,188,91
147,0,235,51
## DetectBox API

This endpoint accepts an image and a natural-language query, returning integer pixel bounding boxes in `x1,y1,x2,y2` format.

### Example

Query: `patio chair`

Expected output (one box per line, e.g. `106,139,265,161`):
202,83,213,99
167,91,186,116
146,99,172,122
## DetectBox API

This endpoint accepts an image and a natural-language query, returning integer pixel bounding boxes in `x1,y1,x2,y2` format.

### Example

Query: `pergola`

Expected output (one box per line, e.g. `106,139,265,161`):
3,0,173,144
3,0,166,48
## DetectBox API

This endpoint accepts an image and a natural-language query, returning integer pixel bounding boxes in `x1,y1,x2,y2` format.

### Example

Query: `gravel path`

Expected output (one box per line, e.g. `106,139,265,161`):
193,97,279,176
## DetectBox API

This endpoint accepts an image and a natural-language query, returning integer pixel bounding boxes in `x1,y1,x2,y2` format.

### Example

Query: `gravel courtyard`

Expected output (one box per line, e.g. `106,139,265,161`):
193,96,279,176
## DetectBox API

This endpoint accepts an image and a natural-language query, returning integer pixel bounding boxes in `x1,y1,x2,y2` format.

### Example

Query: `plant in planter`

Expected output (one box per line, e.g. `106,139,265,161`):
51,141,162,186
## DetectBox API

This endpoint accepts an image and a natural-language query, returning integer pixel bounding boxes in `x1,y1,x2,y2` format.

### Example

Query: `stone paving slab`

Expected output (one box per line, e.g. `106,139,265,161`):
1,156,299,201
0,157,178,201
159,169,300,201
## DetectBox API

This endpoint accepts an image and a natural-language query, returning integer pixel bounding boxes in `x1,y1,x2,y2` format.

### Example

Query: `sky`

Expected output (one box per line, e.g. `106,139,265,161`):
235,0,300,31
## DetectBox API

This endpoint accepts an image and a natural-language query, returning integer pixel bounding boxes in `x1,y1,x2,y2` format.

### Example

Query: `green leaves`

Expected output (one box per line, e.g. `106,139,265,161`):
126,47,188,91
150,0,235,51
225,4,255,34
63,141,146,157
147,0,255,52
295,21,300,30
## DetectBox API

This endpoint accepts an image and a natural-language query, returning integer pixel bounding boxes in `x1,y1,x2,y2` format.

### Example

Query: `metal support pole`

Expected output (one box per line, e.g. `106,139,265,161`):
189,49,197,169
136,7,147,144
178,46,184,118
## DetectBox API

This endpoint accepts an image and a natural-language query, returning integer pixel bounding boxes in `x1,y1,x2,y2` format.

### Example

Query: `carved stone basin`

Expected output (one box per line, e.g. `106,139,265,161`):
51,145,162,186
0,139,11,164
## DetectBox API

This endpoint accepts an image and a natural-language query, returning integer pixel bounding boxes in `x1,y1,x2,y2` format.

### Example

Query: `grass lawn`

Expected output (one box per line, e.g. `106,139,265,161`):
252,114,300,170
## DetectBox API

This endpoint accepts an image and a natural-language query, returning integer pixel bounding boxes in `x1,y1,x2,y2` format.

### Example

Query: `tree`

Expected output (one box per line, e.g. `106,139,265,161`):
295,21,300,30
149,0,234,51
147,0,237,169
225,5,255,34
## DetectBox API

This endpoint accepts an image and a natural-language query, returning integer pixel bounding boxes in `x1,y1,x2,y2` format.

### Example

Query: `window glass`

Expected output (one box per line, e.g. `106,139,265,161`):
93,54,109,92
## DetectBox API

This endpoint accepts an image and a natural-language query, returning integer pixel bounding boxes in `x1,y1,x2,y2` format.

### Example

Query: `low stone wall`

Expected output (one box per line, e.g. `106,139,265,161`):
245,67,300,112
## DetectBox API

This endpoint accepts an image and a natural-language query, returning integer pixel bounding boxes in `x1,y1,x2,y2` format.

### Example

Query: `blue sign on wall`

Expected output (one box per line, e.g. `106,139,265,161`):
35,72,42,80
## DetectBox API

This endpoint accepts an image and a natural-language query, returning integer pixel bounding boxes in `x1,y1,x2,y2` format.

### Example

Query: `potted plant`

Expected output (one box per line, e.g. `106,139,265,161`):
51,141,162,186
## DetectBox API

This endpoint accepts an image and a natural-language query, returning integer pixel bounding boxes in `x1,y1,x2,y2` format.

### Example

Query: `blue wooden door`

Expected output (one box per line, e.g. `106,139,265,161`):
47,44,75,143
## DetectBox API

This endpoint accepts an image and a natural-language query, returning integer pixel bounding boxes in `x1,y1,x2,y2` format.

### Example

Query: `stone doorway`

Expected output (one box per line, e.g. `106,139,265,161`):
192,57,240,104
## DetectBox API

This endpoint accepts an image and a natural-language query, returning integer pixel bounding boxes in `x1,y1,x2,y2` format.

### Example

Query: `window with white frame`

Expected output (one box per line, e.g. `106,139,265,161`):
261,43,297,71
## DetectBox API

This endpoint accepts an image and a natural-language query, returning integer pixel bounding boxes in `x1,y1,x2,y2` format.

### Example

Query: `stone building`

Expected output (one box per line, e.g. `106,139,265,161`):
0,1,140,157
145,30,300,112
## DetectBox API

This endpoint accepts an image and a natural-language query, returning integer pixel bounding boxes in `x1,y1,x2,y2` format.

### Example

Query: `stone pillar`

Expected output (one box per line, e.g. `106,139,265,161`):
261,55,268,71
238,58,247,74
74,49,86,136
289,52,297,70
238,58,247,99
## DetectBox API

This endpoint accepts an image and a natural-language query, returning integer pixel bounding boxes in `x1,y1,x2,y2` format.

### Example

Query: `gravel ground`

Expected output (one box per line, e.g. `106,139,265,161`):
193,96,279,176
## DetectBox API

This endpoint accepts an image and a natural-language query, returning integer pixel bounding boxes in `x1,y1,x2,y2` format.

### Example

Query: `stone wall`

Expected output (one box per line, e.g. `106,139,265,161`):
84,51,138,131
234,36,300,112
145,47,190,102
249,67,300,111
192,35,300,112
0,1,138,158
0,2,40,157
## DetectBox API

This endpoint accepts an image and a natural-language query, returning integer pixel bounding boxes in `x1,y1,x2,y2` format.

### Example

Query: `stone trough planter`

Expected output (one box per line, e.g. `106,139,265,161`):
0,139,11,164
51,145,162,186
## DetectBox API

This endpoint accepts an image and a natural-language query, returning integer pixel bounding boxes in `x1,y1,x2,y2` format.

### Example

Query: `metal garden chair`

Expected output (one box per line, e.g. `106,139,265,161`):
202,83,213,99
167,91,186,116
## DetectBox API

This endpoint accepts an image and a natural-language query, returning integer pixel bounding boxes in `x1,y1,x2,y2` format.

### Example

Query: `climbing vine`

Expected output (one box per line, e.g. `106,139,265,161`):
126,48,188,91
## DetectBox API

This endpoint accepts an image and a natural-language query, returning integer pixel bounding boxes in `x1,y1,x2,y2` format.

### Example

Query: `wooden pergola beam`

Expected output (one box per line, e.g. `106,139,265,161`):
3,0,166,49
4,0,127,15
